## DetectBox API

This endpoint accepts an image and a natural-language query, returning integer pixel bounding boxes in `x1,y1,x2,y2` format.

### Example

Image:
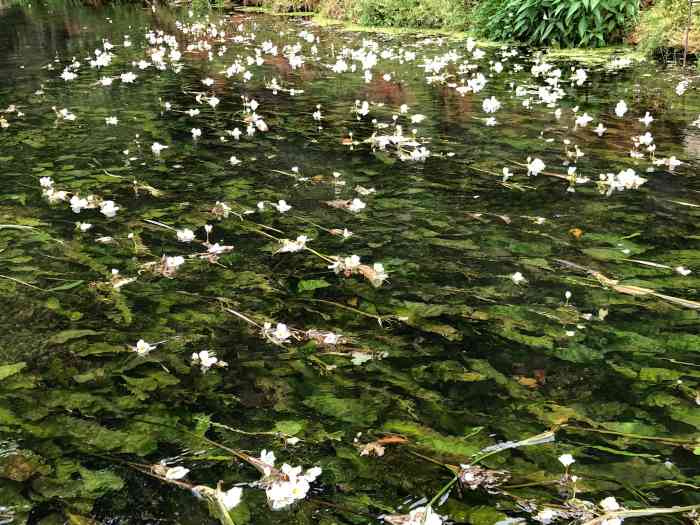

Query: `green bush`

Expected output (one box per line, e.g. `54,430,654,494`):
635,0,698,55
263,0,321,12
482,0,639,47
345,0,470,29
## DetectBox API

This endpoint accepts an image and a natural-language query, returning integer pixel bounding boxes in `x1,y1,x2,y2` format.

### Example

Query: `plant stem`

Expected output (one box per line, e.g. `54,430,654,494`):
582,504,700,525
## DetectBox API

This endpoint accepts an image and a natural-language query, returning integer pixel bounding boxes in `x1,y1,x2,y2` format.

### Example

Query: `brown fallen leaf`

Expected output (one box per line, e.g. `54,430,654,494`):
375,435,408,445
569,228,584,239
359,434,408,457
515,376,539,388
324,199,352,210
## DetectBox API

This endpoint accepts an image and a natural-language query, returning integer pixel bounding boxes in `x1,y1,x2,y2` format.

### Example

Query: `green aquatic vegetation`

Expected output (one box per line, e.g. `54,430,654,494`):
0,3,699,525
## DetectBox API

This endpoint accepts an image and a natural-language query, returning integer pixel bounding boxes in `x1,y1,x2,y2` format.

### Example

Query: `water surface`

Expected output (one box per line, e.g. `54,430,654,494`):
0,3,699,524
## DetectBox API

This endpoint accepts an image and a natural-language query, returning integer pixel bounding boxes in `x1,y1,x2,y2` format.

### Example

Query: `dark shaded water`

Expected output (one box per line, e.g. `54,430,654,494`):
0,3,699,524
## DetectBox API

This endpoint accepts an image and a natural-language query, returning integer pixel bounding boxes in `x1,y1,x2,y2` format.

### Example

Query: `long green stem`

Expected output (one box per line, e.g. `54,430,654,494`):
582,504,700,525
563,425,696,445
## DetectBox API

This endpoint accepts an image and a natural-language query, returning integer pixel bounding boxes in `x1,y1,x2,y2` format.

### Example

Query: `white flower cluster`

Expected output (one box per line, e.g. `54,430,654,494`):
598,168,647,195
276,235,309,254
39,177,119,217
257,450,322,511
191,350,228,372
262,322,293,344
328,255,388,288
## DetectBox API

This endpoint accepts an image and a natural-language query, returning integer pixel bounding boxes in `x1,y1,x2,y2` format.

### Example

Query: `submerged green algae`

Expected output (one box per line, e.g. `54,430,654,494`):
0,3,699,525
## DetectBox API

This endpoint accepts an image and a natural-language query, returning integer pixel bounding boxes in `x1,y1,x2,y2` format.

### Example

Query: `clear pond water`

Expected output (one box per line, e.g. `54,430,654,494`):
0,3,699,524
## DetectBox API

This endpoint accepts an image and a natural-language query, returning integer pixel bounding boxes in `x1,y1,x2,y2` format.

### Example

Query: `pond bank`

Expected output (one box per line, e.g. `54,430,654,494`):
234,0,698,59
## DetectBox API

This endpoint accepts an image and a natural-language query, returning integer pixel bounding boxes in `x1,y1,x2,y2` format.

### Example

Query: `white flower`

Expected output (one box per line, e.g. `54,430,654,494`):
264,463,322,510
151,142,168,155
410,114,426,124
207,243,232,255
164,466,190,480
638,132,653,145
134,339,155,356
98,76,113,86
510,271,527,285
676,80,690,96
273,200,291,213
348,198,366,212
218,486,243,510
575,112,593,128
164,256,185,271
345,255,361,270
192,350,220,370
323,333,340,345
260,449,276,470
558,453,575,467
355,186,375,196
213,201,231,218
614,100,628,117
600,496,620,511
573,68,587,86
191,128,202,139
99,200,119,218
176,228,195,242
60,70,77,81
70,195,89,213
639,112,654,127
482,96,501,113
604,168,647,192
57,108,76,121
534,508,557,524
229,155,241,166
277,235,308,253
667,156,682,170
526,157,545,176
76,222,92,232
594,123,607,136
502,167,514,181
39,176,54,188
120,71,137,83
273,323,291,342
105,116,118,126
675,266,692,276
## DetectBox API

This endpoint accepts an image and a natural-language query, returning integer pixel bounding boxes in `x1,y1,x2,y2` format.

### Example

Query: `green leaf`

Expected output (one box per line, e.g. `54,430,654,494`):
47,330,102,345
45,280,84,292
274,420,305,435
0,362,27,381
297,279,330,293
